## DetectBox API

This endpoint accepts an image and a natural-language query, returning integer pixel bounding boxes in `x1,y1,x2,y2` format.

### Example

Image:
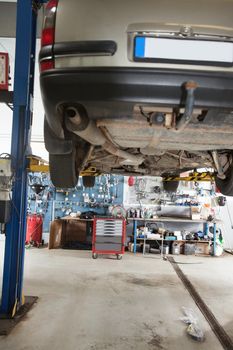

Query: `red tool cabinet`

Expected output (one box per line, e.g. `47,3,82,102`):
92,218,126,259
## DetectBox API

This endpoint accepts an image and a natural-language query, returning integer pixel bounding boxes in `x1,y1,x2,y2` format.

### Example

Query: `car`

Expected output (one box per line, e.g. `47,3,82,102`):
39,0,233,194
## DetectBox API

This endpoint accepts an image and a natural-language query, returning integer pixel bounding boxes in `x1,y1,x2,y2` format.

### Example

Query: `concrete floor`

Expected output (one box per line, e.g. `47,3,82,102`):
0,247,232,350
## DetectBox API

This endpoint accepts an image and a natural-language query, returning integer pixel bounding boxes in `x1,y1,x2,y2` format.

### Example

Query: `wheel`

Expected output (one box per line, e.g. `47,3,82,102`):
49,149,79,188
92,252,98,259
83,176,95,188
163,181,179,192
116,254,122,260
215,162,233,196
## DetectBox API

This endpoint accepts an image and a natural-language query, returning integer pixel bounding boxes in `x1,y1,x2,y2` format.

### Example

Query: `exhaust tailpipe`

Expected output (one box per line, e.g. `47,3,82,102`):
65,107,144,166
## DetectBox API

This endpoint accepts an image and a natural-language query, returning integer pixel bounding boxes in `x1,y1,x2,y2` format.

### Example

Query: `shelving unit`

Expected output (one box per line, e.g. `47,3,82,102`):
128,217,219,256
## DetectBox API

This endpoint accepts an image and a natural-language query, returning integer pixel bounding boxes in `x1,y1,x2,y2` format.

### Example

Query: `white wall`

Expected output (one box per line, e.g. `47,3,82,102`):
218,197,233,249
0,38,48,160
123,176,233,249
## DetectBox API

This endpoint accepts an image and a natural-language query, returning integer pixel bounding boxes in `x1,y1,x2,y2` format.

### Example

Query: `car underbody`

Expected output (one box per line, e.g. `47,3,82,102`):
41,68,233,194
76,108,233,177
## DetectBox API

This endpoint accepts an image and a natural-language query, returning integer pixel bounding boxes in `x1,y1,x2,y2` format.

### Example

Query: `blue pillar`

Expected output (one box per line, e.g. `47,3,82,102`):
133,220,137,254
213,222,217,257
0,0,41,317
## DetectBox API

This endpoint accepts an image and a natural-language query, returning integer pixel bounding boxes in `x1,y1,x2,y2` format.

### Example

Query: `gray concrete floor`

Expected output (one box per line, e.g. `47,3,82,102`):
0,247,232,350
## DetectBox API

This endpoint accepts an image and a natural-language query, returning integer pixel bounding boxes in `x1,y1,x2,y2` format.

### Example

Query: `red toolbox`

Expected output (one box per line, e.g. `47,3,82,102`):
92,218,126,259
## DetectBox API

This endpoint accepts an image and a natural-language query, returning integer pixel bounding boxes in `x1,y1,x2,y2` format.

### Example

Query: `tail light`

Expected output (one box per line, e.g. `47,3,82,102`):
40,0,58,72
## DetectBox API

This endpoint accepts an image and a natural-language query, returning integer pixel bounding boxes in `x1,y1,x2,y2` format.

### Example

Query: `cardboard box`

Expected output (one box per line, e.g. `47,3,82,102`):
195,242,210,255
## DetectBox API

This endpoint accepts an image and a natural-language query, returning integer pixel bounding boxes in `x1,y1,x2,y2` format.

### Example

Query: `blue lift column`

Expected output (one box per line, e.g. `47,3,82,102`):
0,0,46,318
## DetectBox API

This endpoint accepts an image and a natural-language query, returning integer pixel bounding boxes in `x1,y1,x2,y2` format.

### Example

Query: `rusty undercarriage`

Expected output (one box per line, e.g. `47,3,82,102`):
48,98,233,195
73,106,233,179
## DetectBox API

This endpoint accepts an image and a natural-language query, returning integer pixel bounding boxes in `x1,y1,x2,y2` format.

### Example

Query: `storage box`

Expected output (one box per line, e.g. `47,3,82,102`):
49,219,63,249
129,243,141,252
184,243,195,255
191,207,201,220
195,242,210,255
147,233,161,239
192,213,201,220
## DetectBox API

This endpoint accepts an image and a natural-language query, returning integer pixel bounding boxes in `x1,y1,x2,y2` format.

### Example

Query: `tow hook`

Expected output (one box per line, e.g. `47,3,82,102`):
176,81,198,131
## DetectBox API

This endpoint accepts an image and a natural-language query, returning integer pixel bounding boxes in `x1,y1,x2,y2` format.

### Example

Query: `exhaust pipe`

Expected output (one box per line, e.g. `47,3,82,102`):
212,151,226,179
65,106,89,132
65,106,144,166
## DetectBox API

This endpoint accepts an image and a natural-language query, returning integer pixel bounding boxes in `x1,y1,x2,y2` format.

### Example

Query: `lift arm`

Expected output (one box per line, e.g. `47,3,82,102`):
163,172,215,182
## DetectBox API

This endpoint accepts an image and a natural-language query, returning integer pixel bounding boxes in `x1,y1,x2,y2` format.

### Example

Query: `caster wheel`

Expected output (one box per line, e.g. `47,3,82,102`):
116,254,122,260
92,253,98,259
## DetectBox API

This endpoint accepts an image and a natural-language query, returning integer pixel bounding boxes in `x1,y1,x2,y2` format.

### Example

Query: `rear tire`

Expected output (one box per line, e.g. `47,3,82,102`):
215,163,233,196
83,176,95,188
163,181,179,192
49,149,79,188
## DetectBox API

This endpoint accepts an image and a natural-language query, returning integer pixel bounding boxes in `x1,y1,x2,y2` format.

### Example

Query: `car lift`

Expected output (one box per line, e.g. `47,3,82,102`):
0,0,47,332
28,157,214,182
163,171,215,182
28,155,101,177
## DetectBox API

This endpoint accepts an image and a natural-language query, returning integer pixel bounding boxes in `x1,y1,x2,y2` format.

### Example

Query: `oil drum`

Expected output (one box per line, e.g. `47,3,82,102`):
26,214,43,247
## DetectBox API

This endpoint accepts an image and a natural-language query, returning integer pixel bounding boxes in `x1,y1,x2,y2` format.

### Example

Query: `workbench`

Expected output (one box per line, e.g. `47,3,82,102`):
49,217,93,249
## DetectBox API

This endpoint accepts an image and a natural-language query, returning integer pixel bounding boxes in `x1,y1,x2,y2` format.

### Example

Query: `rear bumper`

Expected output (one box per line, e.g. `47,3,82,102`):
40,67,233,151
41,66,233,108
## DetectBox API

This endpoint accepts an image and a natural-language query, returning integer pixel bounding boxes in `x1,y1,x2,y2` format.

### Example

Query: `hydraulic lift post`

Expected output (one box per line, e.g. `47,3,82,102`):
0,0,46,319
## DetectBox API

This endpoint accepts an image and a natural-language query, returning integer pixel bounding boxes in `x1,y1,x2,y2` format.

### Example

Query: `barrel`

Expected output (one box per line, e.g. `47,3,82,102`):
26,214,43,246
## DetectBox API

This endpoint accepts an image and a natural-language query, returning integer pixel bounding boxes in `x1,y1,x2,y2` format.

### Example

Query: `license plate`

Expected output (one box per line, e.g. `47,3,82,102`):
134,36,233,66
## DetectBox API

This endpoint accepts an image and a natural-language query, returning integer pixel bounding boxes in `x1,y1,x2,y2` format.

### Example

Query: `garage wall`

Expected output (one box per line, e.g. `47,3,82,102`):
123,176,233,248
0,2,43,38
0,37,48,159
218,197,233,249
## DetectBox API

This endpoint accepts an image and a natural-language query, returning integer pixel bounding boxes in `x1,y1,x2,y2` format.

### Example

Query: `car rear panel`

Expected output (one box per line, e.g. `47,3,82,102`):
54,0,233,72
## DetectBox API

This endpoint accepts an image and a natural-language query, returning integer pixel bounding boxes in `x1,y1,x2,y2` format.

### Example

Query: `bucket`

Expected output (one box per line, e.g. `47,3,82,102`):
172,243,180,255
161,245,169,255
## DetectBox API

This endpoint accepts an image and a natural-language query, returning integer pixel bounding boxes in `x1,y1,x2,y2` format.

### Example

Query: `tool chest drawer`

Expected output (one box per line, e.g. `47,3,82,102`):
95,236,122,244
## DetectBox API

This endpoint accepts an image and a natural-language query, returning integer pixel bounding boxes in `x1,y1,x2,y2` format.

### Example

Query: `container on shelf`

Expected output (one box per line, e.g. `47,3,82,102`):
161,245,169,255
150,248,160,254
184,243,195,255
172,243,181,255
